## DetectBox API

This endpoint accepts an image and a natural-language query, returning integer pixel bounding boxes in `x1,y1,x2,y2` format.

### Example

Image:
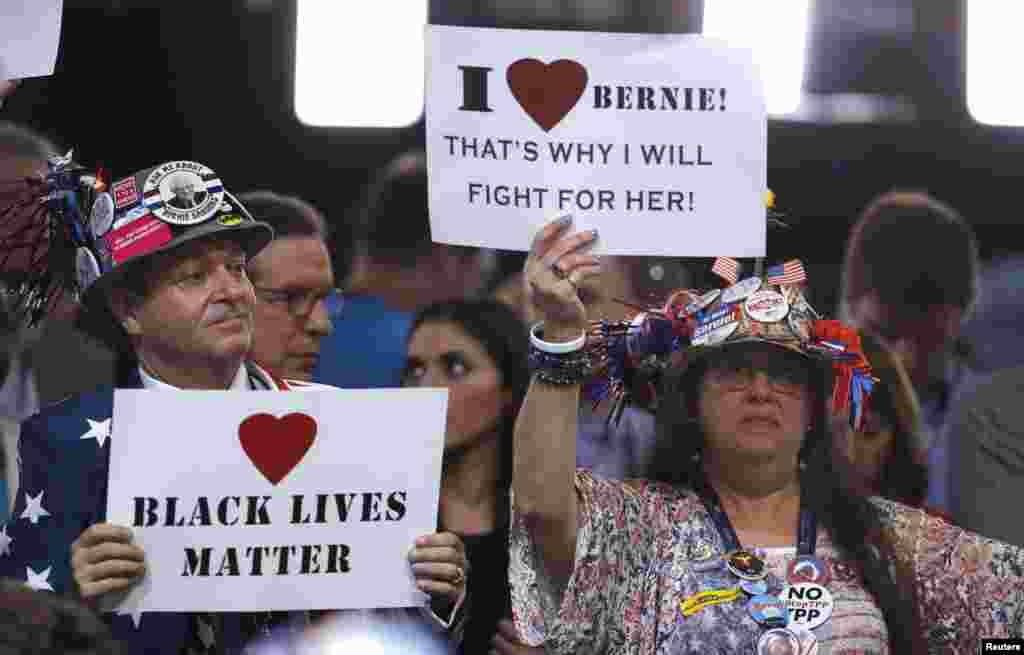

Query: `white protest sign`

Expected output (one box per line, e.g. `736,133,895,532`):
105,388,447,614
425,25,767,257
0,0,63,79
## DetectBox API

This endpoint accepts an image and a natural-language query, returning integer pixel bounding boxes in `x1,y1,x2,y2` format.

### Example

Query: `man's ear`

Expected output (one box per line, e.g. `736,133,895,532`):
107,287,142,336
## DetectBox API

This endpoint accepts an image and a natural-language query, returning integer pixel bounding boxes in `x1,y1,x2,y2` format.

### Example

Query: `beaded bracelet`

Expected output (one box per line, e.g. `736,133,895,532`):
528,347,592,386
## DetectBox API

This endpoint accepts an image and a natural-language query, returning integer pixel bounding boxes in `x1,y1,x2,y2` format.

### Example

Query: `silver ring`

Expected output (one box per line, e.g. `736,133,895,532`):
451,566,465,586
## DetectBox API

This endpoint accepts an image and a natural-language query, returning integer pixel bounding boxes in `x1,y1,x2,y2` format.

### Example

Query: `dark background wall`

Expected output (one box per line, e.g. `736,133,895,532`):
3,0,1020,312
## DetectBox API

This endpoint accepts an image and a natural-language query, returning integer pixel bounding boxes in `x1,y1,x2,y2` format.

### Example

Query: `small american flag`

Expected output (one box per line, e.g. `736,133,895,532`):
766,259,807,286
711,257,739,285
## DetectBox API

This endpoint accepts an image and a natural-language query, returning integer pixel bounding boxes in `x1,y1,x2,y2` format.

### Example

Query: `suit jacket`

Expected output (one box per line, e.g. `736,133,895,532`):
950,366,1024,546
0,362,293,654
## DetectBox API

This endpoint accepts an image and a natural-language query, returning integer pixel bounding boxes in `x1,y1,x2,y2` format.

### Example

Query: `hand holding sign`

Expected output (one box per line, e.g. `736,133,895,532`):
523,214,601,339
71,523,146,604
408,531,468,604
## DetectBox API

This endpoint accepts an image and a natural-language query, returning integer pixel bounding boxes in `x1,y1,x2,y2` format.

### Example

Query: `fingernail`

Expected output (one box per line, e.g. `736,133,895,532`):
415,536,427,546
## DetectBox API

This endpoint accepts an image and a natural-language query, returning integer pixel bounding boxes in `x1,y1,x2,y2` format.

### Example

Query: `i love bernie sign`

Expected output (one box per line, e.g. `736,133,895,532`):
105,388,447,616
424,25,768,257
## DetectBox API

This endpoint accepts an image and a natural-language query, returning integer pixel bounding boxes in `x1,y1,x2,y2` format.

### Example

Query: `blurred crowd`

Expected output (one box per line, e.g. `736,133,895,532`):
0,68,1022,654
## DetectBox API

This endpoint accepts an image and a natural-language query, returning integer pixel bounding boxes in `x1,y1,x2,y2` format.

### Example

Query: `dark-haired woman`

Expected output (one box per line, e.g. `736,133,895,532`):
403,299,531,654
508,216,1023,654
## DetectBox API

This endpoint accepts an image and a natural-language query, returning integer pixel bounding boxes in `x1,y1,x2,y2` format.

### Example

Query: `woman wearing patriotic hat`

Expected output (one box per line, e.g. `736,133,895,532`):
0,154,469,654
508,214,1024,654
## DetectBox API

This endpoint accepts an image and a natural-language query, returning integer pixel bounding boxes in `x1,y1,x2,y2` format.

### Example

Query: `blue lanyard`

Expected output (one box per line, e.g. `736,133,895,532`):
695,474,817,557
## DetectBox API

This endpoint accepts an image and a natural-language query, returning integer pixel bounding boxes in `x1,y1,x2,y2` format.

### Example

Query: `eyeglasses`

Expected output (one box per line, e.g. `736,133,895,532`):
704,364,810,397
253,286,343,320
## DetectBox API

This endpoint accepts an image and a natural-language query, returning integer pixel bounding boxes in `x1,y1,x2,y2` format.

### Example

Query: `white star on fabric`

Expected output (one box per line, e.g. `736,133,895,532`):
0,525,11,557
20,490,50,525
116,603,144,629
25,566,54,592
79,418,111,448
112,570,151,629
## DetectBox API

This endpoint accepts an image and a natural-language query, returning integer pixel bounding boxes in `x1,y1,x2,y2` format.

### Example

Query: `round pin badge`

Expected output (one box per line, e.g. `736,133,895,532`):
748,594,788,627
143,160,225,226
786,556,831,587
756,627,801,655
684,288,721,316
75,247,101,292
745,289,790,323
725,549,767,580
664,289,698,322
720,276,762,304
89,192,115,237
779,582,834,632
740,579,769,596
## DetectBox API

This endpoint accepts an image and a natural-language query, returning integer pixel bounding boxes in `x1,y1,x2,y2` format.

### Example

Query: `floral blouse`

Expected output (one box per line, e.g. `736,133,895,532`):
509,470,1024,654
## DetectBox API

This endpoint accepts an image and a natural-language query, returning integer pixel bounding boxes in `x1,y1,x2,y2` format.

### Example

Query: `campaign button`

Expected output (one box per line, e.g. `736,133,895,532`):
756,627,802,655
725,549,767,580
786,556,831,587
779,582,834,632
684,288,721,316
112,175,140,209
740,579,769,596
75,247,101,291
745,289,790,323
720,276,762,304
748,594,788,627
90,192,115,237
691,305,740,346
679,587,740,617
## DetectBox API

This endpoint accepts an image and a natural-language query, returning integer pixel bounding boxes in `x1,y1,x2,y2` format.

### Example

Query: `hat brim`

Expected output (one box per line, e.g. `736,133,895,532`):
684,337,815,361
82,219,273,307
675,337,833,383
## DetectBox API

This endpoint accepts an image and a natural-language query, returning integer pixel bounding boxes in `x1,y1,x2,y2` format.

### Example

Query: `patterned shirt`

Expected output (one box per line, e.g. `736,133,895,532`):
509,470,1024,654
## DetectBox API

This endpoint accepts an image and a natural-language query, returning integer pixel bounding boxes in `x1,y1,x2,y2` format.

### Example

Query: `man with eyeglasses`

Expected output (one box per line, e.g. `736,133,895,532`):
238,191,338,382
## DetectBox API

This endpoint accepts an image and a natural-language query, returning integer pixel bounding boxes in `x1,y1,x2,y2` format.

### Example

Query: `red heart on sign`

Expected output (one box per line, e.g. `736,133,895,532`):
506,58,588,132
238,413,317,485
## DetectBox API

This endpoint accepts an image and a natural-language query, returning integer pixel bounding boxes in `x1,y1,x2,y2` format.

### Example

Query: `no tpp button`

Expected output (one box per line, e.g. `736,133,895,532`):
779,582,833,632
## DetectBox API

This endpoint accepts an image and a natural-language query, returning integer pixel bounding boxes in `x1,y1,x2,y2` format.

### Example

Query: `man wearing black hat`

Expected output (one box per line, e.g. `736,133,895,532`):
0,159,468,654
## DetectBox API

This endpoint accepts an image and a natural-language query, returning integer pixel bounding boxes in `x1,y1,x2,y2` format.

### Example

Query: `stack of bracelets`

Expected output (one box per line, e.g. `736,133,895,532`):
528,322,592,385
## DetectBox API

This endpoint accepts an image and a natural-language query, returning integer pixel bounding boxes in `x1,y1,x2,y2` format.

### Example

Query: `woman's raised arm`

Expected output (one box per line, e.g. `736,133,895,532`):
512,215,600,582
